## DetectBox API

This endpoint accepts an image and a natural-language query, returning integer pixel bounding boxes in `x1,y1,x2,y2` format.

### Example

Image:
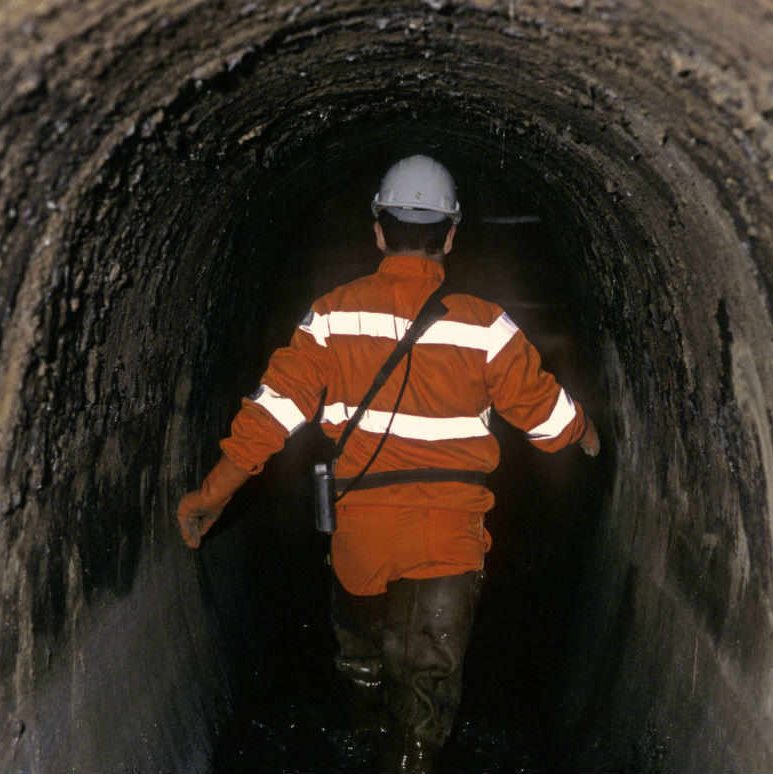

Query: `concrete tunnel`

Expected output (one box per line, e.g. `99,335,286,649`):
1,1,772,772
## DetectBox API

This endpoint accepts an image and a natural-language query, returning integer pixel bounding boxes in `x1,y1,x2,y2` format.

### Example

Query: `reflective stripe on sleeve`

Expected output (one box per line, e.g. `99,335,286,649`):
299,312,331,347
485,312,519,362
525,389,577,440
252,385,307,434
298,309,517,359
321,403,491,441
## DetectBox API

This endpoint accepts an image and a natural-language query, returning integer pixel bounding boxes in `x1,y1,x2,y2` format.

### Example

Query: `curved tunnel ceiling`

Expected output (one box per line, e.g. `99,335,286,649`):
1,1,773,772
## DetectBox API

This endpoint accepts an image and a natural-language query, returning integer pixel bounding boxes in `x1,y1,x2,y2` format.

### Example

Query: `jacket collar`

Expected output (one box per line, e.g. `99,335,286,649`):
378,254,445,282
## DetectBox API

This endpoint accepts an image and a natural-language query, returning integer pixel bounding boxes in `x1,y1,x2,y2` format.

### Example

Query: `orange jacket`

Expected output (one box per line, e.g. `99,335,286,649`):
220,254,587,514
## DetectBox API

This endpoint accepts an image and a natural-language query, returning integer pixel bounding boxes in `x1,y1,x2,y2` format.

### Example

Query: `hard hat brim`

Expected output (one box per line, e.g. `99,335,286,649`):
385,206,450,224
372,199,462,225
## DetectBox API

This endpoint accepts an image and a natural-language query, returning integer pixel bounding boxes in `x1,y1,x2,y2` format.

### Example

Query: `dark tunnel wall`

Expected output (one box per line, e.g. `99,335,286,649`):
1,1,773,772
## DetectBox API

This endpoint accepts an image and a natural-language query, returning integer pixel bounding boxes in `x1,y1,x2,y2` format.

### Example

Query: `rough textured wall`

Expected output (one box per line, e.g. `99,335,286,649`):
0,1,772,772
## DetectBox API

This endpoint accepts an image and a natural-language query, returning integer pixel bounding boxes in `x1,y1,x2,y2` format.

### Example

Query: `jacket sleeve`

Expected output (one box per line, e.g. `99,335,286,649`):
484,311,586,453
219,308,329,474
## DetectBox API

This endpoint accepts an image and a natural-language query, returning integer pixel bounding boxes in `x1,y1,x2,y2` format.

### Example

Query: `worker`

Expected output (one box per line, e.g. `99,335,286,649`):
176,154,600,773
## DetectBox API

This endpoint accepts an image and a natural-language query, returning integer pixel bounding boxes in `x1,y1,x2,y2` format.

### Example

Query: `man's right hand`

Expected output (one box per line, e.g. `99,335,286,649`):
175,455,251,549
579,417,600,457
177,492,223,549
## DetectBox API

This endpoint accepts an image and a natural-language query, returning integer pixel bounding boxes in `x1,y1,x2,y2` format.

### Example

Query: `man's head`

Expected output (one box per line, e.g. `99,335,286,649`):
371,155,461,260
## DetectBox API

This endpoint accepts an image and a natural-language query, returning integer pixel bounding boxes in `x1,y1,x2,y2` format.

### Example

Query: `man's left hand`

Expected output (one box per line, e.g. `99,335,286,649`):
579,417,601,457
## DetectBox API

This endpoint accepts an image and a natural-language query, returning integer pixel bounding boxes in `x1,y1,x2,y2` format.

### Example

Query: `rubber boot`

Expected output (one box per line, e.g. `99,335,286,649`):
379,571,484,774
331,576,388,754
378,724,441,774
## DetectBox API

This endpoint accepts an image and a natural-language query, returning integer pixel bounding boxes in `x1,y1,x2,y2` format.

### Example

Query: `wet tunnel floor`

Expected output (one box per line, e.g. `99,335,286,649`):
211,556,549,774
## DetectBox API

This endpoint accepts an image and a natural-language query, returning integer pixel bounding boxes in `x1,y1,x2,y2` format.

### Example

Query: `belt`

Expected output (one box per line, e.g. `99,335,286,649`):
335,468,488,493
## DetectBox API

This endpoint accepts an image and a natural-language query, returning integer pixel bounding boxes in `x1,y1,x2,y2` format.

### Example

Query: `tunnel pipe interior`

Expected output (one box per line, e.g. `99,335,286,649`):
1,2,773,773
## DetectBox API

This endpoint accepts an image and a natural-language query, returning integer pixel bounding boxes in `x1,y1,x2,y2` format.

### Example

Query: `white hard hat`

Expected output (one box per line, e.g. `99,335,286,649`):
372,155,462,224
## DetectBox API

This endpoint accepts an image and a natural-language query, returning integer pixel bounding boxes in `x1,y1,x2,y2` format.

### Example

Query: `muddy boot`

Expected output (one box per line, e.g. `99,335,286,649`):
379,571,484,773
331,576,388,753
336,667,385,737
378,723,441,774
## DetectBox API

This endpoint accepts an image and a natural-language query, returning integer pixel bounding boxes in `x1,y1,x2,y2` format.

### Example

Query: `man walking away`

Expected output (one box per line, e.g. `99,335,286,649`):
177,155,600,773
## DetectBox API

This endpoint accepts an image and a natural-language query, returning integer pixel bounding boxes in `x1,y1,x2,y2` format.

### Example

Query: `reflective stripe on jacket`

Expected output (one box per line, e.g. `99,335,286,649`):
220,254,587,513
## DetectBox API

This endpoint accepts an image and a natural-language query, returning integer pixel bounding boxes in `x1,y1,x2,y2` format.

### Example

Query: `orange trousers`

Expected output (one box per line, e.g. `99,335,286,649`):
331,505,492,596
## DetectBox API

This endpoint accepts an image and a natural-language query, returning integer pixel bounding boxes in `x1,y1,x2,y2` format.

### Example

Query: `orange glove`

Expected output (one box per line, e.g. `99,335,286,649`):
579,417,601,457
177,455,250,549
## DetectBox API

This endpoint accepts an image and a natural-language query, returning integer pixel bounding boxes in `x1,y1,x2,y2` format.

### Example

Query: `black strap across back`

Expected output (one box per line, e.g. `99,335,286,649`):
332,282,488,500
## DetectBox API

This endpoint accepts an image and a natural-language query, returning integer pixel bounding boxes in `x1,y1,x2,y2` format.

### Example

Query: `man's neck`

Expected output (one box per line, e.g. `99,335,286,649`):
383,251,445,265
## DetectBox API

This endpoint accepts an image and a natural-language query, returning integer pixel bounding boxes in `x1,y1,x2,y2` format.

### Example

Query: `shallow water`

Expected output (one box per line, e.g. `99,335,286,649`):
210,526,571,774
